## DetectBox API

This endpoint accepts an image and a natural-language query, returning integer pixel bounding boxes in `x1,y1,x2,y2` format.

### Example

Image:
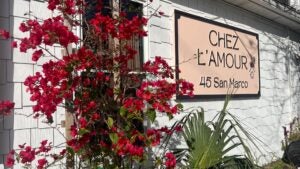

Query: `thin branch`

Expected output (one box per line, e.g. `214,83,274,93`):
39,45,60,60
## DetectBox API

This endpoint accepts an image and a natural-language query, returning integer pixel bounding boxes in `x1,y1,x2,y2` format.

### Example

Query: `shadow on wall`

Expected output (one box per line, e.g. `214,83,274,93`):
170,0,300,116
171,0,300,163
0,0,14,167
171,0,300,39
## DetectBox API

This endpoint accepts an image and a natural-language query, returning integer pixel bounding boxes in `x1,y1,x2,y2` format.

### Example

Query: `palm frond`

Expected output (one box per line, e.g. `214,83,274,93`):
163,96,260,169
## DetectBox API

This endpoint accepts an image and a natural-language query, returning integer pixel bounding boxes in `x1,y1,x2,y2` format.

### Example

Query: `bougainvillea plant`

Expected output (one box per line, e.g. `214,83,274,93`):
0,0,193,168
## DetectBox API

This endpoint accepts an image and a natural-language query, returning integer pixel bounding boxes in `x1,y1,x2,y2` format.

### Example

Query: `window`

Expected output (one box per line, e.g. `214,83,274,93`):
84,0,144,71
82,0,145,103
83,1,146,134
121,0,144,70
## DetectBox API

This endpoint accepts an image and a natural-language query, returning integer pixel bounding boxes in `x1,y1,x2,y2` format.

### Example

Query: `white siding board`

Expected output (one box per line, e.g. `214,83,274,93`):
30,128,53,148
10,16,29,39
0,40,11,60
13,47,35,64
13,107,38,130
0,61,6,84
10,129,31,151
145,0,300,164
10,0,30,17
7,62,33,83
30,0,53,19
0,0,9,18
0,131,10,154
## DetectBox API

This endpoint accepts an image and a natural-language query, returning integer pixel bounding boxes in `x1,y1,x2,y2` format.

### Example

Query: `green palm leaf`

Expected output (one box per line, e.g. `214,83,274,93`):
165,96,259,169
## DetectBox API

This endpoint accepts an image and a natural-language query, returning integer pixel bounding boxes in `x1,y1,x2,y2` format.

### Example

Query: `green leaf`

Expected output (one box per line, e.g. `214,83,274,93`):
107,117,114,129
166,99,258,169
146,109,156,122
177,103,184,111
66,146,75,156
120,106,126,117
167,113,174,120
78,128,89,136
109,133,119,144
127,112,143,121
125,124,130,131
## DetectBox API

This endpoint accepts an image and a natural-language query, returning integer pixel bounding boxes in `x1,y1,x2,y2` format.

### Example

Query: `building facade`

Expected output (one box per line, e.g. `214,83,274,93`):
1,0,300,168
152,0,300,164
0,1,66,168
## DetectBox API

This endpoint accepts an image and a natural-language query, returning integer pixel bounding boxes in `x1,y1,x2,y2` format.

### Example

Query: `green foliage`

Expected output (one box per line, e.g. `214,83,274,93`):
163,96,260,169
107,117,114,129
120,106,126,117
146,109,157,122
109,133,119,144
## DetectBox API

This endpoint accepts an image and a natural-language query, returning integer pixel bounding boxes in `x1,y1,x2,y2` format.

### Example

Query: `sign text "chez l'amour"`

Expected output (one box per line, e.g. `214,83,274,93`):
175,11,260,98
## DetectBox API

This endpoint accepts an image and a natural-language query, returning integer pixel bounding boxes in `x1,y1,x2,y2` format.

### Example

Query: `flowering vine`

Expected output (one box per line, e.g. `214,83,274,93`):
0,0,194,168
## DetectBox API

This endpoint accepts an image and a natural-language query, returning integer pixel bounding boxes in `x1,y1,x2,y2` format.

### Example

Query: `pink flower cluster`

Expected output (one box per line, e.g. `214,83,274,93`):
18,16,78,61
0,100,14,116
5,140,65,168
165,152,176,169
90,13,147,40
3,0,194,168
0,29,9,39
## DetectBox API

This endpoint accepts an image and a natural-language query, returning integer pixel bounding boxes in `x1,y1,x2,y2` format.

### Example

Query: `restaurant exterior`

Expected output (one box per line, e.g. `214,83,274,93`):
1,0,300,167
154,0,300,164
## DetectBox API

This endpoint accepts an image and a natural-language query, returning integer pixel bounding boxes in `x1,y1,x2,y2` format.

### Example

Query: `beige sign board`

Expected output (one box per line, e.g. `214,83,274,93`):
175,11,260,98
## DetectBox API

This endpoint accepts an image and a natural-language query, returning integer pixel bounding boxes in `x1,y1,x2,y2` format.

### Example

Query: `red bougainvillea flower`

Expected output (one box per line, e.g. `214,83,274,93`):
32,49,43,61
158,11,165,16
143,56,174,79
5,150,15,167
7,0,194,168
7,140,58,168
165,152,176,169
0,100,15,116
47,0,60,10
146,129,161,146
37,158,48,169
36,140,52,154
48,0,83,15
0,29,9,39
11,41,18,48
18,16,78,56
19,146,36,164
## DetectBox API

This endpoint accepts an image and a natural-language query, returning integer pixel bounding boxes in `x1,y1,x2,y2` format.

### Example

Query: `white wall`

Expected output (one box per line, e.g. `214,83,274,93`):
290,0,300,9
0,0,65,168
1,0,300,167
147,0,300,164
